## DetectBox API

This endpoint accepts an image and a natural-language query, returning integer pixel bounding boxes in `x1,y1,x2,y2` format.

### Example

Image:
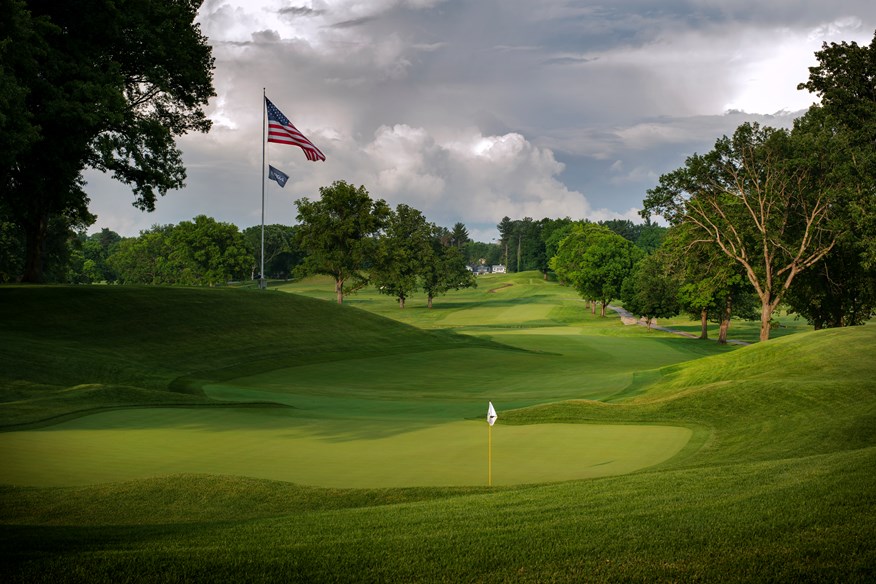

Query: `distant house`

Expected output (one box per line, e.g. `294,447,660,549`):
474,265,491,275
492,264,506,274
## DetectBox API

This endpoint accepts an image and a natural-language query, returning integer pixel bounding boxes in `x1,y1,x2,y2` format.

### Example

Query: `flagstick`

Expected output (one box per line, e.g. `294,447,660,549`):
488,422,492,487
259,87,267,290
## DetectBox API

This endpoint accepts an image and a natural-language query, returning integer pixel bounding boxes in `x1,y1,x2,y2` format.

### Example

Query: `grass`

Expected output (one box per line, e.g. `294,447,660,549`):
0,278,874,582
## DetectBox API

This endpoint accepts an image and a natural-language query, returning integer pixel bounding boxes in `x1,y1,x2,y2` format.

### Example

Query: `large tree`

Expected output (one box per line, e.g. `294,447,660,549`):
371,204,433,309
450,222,469,249
167,215,251,286
643,122,838,342
662,224,758,343
782,32,876,327
105,217,248,285
421,227,477,308
1,0,215,282
620,250,679,331
797,31,876,269
294,181,390,304
242,224,302,281
551,223,643,316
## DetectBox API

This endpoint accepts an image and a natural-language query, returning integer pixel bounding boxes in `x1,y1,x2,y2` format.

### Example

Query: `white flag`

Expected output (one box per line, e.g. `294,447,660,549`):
487,402,498,426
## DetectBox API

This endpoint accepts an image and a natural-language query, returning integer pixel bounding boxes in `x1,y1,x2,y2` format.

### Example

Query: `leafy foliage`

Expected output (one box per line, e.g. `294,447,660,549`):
1,0,215,282
643,122,839,341
106,216,250,285
294,181,390,303
242,224,302,280
551,223,644,315
371,204,434,308
620,250,679,329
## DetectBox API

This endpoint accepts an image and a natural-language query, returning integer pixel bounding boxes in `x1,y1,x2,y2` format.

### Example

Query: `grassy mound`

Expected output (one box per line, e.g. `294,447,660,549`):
506,325,876,466
0,286,486,427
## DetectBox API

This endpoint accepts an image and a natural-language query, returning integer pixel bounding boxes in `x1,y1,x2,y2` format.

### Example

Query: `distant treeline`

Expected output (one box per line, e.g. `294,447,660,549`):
0,211,663,288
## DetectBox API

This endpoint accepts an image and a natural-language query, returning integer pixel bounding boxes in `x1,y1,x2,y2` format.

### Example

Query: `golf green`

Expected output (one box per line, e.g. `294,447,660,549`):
0,407,691,488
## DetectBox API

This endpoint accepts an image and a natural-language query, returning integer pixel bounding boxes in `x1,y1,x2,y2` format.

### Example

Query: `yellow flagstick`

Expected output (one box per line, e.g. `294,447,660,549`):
488,422,492,487
487,401,497,487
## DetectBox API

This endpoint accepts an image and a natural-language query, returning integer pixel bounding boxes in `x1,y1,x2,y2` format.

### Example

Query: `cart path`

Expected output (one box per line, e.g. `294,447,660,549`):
608,305,751,346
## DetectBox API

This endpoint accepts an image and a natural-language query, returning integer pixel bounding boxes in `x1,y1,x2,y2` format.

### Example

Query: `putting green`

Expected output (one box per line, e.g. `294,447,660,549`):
0,407,691,488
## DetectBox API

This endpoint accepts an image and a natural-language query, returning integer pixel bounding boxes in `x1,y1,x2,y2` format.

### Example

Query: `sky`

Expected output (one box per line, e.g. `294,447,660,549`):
83,0,876,242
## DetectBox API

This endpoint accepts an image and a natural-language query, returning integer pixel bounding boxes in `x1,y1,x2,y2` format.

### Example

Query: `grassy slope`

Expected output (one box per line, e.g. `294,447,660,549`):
0,285,485,427
1,283,874,581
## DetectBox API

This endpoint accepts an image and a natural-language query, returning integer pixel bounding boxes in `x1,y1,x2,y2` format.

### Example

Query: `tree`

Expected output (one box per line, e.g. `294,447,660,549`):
578,231,644,317
551,224,643,316
67,228,121,283
105,217,248,285
294,181,390,304
168,215,251,286
620,251,679,330
643,122,838,342
497,216,513,267
781,31,876,327
450,222,469,249
422,227,477,308
106,226,174,285
371,204,433,308
242,224,302,281
1,0,215,282
663,224,758,343
542,219,576,277
784,235,874,329
462,240,501,267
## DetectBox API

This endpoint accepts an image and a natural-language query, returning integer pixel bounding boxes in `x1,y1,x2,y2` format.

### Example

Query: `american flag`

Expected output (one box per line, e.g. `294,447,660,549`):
265,97,325,161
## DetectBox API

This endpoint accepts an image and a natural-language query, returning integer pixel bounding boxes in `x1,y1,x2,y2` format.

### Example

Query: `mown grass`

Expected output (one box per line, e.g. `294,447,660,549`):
1,281,874,582
0,285,485,427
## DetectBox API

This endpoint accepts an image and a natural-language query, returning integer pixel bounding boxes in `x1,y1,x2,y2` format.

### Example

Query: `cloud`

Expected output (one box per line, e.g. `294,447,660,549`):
83,1,876,241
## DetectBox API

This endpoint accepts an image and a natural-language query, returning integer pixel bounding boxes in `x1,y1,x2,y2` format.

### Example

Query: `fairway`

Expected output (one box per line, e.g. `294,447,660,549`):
2,284,874,582
0,407,691,488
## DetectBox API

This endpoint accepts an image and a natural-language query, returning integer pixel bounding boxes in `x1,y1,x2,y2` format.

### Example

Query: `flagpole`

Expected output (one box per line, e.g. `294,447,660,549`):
260,87,266,290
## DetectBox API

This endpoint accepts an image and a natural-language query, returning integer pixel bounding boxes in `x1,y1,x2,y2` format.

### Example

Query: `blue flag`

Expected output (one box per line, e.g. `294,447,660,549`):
268,165,289,188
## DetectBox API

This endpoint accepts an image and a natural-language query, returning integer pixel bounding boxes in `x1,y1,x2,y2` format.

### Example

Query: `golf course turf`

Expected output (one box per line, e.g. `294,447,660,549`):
1,277,874,582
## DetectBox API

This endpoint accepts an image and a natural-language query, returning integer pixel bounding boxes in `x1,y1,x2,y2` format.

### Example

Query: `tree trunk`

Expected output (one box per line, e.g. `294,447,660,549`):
600,300,607,317
646,317,653,331
591,300,596,315
335,278,344,304
759,301,773,342
21,214,49,283
718,296,732,345
699,309,709,340
428,294,433,308
399,296,405,309
516,236,521,272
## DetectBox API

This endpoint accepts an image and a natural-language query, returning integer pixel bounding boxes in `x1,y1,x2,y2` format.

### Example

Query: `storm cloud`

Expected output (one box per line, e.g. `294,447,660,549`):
84,0,876,241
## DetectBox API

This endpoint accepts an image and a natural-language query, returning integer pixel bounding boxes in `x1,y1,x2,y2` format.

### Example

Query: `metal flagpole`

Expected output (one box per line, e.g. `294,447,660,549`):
260,87,266,290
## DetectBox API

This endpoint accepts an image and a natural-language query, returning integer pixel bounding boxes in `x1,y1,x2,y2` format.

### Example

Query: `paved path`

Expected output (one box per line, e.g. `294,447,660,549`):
608,305,751,346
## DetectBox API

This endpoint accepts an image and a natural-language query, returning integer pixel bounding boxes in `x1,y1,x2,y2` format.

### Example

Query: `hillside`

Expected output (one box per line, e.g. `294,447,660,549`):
506,325,876,467
0,286,488,427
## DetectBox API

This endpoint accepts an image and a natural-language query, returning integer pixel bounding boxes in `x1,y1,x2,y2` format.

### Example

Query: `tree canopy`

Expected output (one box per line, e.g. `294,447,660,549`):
0,0,215,282
643,122,839,341
294,181,390,304
551,224,643,316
